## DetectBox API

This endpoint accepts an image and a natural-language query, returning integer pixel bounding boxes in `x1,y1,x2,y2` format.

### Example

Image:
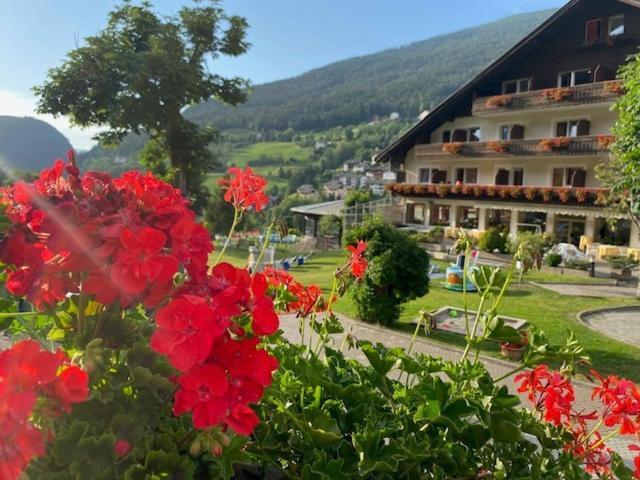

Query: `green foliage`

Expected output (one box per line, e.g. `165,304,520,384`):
344,189,371,207
603,255,639,270
344,217,430,325
318,215,342,236
508,231,556,257
478,227,508,253
600,52,640,240
411,226,445,244
545,252,563,267
186,10,552,132
242,337,595,479
565,259,590,271
35,0,250,208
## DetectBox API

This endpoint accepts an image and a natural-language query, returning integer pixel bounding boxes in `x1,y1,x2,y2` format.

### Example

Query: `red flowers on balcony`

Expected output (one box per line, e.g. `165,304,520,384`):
487,140,510,153
542,87,573,102
603,80,624,94
597,134,615,149
539,137,572,151
484,94,512,108
442,142,463,155
387,183,609,205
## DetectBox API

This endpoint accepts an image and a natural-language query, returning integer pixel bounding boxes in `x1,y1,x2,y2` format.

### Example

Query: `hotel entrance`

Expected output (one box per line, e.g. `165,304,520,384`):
555,216,585,246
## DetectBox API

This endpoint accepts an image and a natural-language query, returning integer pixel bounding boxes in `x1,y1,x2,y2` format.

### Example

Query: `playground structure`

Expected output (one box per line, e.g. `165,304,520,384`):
444,251,479,292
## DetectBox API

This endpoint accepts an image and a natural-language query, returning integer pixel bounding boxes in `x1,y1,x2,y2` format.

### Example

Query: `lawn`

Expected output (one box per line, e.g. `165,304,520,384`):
217,247,640,381
225,142,312,166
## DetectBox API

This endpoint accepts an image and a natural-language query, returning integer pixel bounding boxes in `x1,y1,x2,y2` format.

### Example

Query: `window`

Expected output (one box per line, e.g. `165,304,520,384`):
556,119,590,137
585,19,602,42
460,207,478,229
495,167,523,186
451,127,481,142
455,167,478,184
552,167,586,187
500,124,525,140
608,14,625,36
407,203,426,223
442,130,451,143
418,168,447,184
502,78,531,94
430,205,450,226
558,69,593,87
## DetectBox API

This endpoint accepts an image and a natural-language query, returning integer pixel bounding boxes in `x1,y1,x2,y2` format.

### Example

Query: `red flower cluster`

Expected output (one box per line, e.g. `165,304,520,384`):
0,340,88,479
516,365,640,477
151,263,280,435
263,266,326,317
218,166,269,213
346,240,368,279
0,158,279,440
0,160,211,310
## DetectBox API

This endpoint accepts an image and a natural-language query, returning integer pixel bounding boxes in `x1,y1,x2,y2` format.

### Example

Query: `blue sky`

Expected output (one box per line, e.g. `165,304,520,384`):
0,0,565,148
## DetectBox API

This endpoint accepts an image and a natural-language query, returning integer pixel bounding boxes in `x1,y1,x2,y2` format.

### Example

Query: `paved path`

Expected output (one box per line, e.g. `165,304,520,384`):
580,306,640,347
533,282,640,298
279,313,636,464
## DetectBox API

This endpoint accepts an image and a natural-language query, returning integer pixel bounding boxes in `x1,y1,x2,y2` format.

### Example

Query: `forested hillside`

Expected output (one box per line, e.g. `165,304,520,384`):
0,116,72,171
186,9,553,132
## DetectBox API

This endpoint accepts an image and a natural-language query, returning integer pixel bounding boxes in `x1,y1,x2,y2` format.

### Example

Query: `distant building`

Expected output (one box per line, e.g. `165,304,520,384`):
323,180,346,199
374,0,639,248
369,180,386,197
296,184,319,198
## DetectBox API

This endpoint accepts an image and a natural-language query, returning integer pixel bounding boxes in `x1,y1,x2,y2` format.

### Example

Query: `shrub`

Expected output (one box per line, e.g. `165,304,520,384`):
344,189,371,207
604,254,639,270
508,231,556,257
545,252,563,267
411,226,445,244
565,258,591,271
478,227,507,253
345,216,430,325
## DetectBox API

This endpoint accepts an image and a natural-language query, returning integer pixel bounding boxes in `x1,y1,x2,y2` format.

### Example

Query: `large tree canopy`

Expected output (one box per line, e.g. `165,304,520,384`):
600,53,640,239
35,0,250,208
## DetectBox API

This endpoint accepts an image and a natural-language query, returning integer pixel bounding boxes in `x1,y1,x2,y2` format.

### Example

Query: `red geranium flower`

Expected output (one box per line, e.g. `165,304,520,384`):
347,240,368,279
114,439,132,458
225,403,260,436
173,364,228,429
51,366,90,412
150,295,233,372
218,166,269,213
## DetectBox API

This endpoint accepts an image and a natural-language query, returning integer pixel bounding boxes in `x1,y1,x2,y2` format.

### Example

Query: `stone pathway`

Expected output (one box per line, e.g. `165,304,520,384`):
580,306,640,347
533,282,640,298
279,313,637,465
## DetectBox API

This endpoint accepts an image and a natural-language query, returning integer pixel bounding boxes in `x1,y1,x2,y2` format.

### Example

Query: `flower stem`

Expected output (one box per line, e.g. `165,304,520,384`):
213,206,240,266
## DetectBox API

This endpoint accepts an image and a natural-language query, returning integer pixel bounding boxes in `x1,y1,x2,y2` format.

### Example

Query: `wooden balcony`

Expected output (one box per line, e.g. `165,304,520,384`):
386,183,609,208
472,81,622,115
414,135,612,159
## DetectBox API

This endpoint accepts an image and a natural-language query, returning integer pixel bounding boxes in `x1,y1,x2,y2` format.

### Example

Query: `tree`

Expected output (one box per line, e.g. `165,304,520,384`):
344,189,371,207
35,0,249,208
344,216,430,325
599,54,640,243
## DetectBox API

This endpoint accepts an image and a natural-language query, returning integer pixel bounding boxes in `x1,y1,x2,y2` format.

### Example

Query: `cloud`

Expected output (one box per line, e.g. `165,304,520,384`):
0,89,100,151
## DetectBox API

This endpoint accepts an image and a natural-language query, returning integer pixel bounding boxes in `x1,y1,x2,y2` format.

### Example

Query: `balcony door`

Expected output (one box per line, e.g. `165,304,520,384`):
555,216,586,246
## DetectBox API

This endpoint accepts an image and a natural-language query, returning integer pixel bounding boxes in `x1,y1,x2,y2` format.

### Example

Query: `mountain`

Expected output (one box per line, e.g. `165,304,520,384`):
186,9,555,132
0,116,72,171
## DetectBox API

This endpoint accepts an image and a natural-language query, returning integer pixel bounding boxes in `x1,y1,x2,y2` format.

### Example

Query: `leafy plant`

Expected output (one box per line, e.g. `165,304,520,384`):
565,259,591,271
344,216,430,325
604,254,639,270
545,252,563,267
478,227,508,253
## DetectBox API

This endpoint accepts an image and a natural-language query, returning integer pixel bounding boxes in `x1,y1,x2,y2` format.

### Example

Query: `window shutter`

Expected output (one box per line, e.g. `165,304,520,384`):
510,124,525,140
552,168,564,187
495,169,509,185
456,168,465,183
556,122,568,137
442,131,451,143
577,120,590,136
452,129,467,142
573,169,586,187
433,169,447,184
406,204,415,222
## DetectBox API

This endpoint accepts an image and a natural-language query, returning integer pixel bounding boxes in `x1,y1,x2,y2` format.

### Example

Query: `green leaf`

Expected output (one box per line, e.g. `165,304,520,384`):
489,413,522,443
358,342,396,377
414,400,441,421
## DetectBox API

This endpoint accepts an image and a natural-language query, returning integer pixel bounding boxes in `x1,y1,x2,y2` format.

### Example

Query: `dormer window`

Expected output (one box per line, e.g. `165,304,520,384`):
585,19,602,42
558,69,593,87
502,78,531,94
609,14,625,36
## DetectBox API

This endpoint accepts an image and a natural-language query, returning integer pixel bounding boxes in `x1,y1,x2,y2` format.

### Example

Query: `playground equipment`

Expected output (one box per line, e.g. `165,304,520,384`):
444,251,479,292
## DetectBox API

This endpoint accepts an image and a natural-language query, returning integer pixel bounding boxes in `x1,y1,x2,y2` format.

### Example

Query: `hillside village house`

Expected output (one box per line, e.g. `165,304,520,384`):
374,0,640,249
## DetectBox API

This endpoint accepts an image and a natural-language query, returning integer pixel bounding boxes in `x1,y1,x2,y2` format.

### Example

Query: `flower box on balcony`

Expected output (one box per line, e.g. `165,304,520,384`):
487,140,510,153
542,87,573,102
484,94,512,108
555,188,571,203
596,134,615,149
442,142,463,155
538,137,571,152
603,80,624,94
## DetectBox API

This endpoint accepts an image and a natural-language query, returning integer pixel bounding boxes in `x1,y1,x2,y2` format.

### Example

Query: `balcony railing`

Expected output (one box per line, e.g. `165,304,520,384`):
385,183,610,208
472,81,623,115
415,135,613,159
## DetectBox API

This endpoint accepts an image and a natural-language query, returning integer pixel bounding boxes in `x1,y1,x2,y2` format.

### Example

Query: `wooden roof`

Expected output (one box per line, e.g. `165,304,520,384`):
373,0,640,163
